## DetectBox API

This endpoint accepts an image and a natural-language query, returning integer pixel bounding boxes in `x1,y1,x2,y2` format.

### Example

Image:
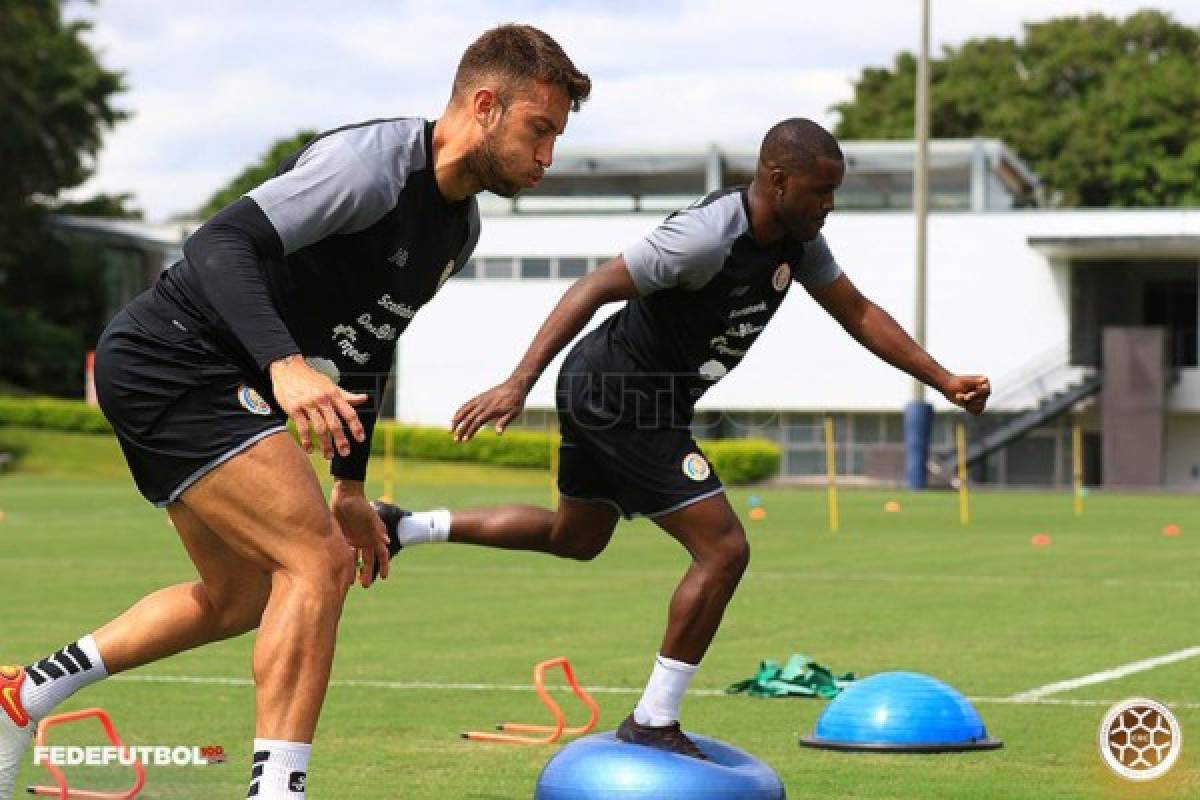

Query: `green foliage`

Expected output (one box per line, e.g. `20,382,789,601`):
370,422,779,483
197,130,318,218
833,10,1200,207
0,2,129,396
0,399,779,483
704,438,781,484
0,3,127,204
0,395,111,433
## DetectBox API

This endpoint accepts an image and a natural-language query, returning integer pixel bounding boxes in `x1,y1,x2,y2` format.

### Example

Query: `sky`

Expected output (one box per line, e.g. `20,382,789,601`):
67,0,1200,221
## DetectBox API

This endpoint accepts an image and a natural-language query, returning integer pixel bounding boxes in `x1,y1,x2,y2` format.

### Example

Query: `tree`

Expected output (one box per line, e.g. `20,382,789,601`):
0,1,128,396
196,130,318,218
833,10,1200,207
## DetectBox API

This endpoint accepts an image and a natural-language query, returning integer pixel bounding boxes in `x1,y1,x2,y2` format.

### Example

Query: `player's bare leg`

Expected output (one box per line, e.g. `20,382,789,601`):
375,496,619,560
617,492,748,759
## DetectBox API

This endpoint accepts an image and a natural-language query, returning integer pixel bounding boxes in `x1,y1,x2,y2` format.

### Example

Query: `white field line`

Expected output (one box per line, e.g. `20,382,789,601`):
112,674,1200,708
1006,646,1200,702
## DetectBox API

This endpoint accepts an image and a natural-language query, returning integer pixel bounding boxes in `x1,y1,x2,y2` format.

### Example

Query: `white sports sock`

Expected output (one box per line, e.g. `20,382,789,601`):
633,654,699,727
21,635,108,721
249,739,311,799
395,509,451,547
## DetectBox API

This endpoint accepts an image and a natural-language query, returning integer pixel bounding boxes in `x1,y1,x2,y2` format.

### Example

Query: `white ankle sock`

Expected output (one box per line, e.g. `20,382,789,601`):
396,509,451,547
249,739,310,799
633,654,699,727
21,635,108,721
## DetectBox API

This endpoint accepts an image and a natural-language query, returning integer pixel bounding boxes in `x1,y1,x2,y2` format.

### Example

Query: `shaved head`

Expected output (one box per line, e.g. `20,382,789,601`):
758,118,843,174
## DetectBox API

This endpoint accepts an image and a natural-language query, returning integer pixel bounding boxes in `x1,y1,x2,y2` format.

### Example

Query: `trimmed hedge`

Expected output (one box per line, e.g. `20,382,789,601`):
0,395,112,433
371,422,780,484
0,397,781,484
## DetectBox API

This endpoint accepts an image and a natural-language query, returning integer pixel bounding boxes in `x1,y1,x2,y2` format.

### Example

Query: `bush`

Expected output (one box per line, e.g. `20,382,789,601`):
370,422,780,484
0,397,781,484
0,395,111,433
702,438,781,484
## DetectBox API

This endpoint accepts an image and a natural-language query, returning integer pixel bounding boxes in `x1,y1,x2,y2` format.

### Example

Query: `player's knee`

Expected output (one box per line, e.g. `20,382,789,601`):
705,522,750,582
202,579,268,637
549,518,612,561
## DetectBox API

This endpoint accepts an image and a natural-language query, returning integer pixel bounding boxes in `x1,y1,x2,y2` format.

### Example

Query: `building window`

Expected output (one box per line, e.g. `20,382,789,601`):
521,258,551,278
482,258,514,279
453,259,477,279
558,257,589,278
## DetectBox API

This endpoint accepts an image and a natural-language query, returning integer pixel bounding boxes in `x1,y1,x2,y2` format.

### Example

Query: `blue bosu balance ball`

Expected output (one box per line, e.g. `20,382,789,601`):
535,732,786,799
799,671,1002,753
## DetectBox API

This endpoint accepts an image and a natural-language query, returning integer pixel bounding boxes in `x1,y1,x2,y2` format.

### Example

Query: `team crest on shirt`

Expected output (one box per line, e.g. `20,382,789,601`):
237,385,272,416
682,453,711,482
772,263,792,291
698,359,728,381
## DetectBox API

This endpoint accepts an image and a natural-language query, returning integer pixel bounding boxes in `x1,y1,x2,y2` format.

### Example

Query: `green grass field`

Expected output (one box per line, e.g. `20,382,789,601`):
1,428,1197,798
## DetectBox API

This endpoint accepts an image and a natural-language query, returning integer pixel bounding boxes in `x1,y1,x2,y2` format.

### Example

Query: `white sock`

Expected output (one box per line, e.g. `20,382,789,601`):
21,635,108,721
633,654,699,727
396,509,451,547
249,739,310,799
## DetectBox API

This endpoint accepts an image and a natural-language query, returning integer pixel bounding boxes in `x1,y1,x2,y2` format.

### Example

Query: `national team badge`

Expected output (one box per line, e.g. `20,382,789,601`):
772,263,792,291
237,385,272,416
682,453,711,482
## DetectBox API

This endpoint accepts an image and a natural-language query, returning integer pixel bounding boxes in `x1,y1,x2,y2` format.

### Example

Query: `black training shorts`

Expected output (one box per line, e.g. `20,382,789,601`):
554,346,723,519
94,292,288,507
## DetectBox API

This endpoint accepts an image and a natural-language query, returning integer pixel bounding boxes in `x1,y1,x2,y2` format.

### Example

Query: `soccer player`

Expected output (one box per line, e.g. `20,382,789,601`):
376,118,991,758
0,25,590,800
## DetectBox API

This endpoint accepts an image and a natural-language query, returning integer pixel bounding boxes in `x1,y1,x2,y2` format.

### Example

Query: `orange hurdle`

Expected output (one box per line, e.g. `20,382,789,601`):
462,657,599,745
28,707,146,800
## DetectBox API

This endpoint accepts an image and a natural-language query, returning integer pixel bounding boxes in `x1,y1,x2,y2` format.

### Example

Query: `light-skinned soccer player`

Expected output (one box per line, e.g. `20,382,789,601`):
0,25,590,800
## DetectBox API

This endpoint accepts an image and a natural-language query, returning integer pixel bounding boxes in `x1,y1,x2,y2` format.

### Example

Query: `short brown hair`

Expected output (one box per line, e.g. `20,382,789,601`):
453,24,591,112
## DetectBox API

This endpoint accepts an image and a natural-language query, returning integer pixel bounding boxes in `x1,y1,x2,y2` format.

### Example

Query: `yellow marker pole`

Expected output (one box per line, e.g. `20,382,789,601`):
824,415,839,533
381,421,395,502
956,422,970,527
1072,421,1083,516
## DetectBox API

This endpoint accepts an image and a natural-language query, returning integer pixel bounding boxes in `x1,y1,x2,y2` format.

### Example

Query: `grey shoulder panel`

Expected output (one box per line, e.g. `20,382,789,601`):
246,118,427,254
793,232,842,288
622,191,746,295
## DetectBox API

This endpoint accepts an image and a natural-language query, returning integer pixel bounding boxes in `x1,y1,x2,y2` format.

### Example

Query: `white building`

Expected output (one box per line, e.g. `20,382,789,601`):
398,140,1200,489
65,140,1200,489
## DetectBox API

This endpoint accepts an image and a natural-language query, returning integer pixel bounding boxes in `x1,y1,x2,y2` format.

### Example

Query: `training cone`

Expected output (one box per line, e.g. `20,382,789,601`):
749,507,767,521
1162,524,1181,537
799,671,1002,753
535,732,785,800
1031,533,1051,547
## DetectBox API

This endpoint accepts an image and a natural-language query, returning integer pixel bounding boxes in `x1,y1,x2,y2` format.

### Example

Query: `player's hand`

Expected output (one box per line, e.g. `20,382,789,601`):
450,377,529,442
269,355,367,459
942,374,991,416
331,481,390,588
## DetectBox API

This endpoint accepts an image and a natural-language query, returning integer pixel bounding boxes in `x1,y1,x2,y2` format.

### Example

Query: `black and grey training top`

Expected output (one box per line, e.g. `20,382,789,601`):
143,117,480,480
571,187,841,421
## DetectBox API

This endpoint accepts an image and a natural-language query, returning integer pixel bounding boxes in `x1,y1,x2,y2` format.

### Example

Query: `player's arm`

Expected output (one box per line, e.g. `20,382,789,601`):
450,258,640,441
807,274,990,415
185,136,394,458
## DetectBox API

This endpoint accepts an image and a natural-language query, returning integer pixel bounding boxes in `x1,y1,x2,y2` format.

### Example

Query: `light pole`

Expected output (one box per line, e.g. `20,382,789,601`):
904,0,934,489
